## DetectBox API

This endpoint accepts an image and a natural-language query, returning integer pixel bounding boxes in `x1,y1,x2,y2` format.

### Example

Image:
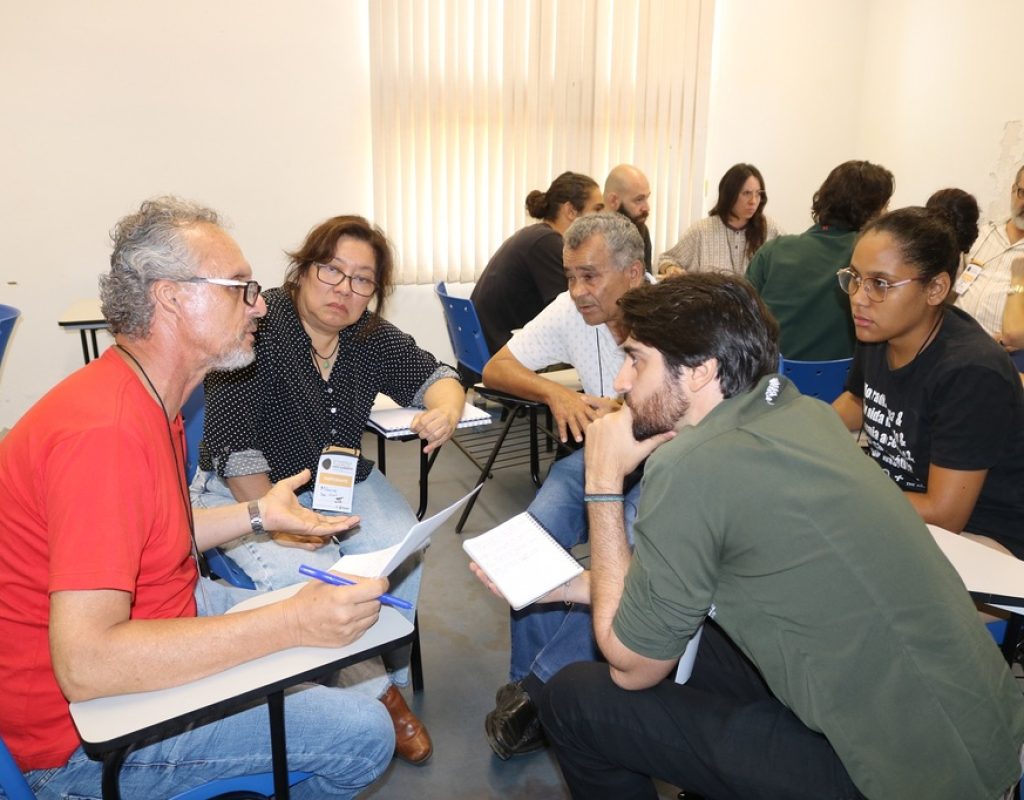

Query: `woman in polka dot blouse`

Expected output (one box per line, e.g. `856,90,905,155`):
190,215,464,754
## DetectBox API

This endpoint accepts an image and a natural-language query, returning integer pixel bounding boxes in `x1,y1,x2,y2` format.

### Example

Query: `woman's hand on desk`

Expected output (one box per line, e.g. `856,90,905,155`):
409,407,459,454
260,469,360,549
283,574,388,648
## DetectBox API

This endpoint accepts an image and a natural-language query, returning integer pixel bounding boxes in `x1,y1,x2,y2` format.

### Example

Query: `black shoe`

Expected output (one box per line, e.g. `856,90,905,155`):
484,681,547,759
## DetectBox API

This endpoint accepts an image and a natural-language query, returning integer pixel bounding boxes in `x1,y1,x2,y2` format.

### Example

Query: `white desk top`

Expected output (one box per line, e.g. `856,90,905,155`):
58,298,106,328
928,525,1024,613
69,604,413,748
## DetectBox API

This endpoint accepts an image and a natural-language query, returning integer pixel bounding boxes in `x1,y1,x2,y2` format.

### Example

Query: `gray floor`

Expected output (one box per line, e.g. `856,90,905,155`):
359,407,679,800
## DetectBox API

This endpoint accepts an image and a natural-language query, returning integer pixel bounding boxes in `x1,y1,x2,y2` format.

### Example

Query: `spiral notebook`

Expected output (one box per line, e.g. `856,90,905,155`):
463,512,583,611
367,401,492,438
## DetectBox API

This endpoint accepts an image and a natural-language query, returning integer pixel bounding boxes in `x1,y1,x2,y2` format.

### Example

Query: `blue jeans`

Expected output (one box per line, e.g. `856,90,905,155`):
24,580,394,800
509,449,641,683
191,467,421,689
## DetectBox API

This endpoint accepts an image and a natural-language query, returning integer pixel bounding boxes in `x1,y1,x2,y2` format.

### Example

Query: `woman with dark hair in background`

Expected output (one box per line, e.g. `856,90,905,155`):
747,159,895,360
832,206,1024,556
471,171,604,358
657,163,781,276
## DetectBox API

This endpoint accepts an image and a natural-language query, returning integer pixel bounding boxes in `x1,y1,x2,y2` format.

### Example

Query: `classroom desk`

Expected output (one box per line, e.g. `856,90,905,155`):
928,525,1024,613
69,604,414,800
58,298,107,363
365,396,493,520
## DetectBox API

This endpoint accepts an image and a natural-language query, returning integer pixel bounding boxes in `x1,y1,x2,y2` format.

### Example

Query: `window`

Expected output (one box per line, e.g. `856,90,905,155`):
370,0,714,283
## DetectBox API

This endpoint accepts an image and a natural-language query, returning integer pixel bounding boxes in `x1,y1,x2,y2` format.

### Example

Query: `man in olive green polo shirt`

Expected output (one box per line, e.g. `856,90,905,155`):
537,274,1024,799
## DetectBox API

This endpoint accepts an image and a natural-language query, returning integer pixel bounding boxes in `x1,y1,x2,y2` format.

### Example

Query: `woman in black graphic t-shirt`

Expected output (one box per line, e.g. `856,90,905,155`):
832,204,1024,557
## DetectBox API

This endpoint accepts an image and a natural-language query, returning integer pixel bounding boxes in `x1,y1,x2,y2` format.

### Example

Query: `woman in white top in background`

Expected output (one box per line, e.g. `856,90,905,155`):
657,163,782,277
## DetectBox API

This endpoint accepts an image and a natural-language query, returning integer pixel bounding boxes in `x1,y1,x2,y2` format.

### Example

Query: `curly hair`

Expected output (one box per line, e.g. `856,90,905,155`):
100,196,221,338
811,161,894,230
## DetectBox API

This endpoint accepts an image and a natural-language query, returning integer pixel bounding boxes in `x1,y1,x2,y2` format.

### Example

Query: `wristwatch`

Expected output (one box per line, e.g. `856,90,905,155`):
1008,285,1024,295
247,499,265,533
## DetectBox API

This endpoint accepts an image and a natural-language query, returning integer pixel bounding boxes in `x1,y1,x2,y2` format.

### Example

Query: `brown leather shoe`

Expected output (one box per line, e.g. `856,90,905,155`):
381,685,433,765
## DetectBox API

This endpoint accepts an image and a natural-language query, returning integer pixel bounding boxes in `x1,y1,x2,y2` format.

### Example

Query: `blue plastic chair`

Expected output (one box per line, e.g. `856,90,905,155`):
435,282,490,377
182,383,206,484
435,282,558,531
0,304,21,369
0,729,311,799
778,356,853,404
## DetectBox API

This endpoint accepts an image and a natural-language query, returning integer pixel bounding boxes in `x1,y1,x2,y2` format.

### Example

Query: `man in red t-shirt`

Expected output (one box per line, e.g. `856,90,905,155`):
0,197,398,798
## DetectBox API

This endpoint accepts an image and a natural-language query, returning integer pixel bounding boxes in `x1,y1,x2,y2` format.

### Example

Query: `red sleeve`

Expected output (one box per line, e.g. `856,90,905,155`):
46,425,155,596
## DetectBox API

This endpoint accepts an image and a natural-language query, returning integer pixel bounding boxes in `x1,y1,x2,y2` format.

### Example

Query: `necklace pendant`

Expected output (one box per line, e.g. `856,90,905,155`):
322,359,331,371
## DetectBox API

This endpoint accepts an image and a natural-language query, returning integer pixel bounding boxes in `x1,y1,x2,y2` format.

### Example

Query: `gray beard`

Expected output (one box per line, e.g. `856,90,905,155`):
212,346,256,372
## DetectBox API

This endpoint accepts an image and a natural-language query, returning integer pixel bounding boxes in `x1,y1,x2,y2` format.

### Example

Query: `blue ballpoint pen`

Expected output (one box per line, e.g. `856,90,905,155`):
298,564,413,610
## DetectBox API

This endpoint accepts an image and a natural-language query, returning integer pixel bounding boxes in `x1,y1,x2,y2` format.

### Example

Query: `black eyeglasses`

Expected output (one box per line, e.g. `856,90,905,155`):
836,267,928,303
313,262,377,297
179,277,262,306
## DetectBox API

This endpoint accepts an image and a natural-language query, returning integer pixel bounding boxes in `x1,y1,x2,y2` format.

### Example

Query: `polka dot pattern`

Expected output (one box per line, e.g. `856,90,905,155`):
200,287,456,489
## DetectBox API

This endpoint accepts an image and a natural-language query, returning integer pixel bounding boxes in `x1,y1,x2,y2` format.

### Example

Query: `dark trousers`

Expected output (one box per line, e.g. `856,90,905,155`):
538,622,865,800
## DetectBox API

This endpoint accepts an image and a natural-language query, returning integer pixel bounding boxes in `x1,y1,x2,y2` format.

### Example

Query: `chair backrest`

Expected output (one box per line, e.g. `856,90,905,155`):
778,356,853,404
182,383,205,484
0,733,34,800
0,305,21,369
434,283,491,377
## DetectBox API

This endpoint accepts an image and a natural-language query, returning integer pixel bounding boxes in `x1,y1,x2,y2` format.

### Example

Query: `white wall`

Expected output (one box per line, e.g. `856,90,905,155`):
858,0,1024,216
2,1,1021,428
0,0,375,426
705,0,1021,234
705,0,868,233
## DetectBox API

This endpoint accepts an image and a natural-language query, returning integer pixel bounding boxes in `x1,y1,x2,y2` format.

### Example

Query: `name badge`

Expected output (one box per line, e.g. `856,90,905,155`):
953,260,984,297
312,446,359,513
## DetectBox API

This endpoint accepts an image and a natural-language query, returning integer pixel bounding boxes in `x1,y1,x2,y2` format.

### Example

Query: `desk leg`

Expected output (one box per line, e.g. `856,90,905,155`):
376,434,387,476
416,447,431,520
268,690,291,800
89,329,100,361
79,331,91,365
100,748,127,800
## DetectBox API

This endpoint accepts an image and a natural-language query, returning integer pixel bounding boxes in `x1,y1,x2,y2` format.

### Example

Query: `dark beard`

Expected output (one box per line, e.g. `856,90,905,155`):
629,383,688,440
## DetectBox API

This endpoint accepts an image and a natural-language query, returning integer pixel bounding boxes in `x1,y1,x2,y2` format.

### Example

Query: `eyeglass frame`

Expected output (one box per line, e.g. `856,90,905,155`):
312,262,378,297
739,189,767,202
1013,184,1024,201
836,267,930,303
178,276,263,306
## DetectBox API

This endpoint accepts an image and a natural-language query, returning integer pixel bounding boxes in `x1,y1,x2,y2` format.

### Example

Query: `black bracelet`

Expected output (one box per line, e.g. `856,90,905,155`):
584,493,625,503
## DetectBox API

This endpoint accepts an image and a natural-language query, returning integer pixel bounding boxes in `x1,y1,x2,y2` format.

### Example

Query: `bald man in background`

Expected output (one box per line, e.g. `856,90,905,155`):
604,165,653,272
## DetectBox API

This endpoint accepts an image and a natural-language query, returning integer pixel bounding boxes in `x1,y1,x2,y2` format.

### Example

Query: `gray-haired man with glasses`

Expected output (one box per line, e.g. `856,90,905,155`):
0,196,398,797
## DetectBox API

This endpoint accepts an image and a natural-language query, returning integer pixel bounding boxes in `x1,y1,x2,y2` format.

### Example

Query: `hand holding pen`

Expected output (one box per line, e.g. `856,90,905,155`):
299,564,413,610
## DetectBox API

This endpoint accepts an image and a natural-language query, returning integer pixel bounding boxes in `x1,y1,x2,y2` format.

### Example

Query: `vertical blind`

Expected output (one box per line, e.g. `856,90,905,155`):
369,0,714,284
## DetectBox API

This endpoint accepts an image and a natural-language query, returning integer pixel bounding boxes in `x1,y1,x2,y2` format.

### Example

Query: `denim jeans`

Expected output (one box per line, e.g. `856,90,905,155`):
23,580,394,800
191,467,422,689
509,449,641,682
